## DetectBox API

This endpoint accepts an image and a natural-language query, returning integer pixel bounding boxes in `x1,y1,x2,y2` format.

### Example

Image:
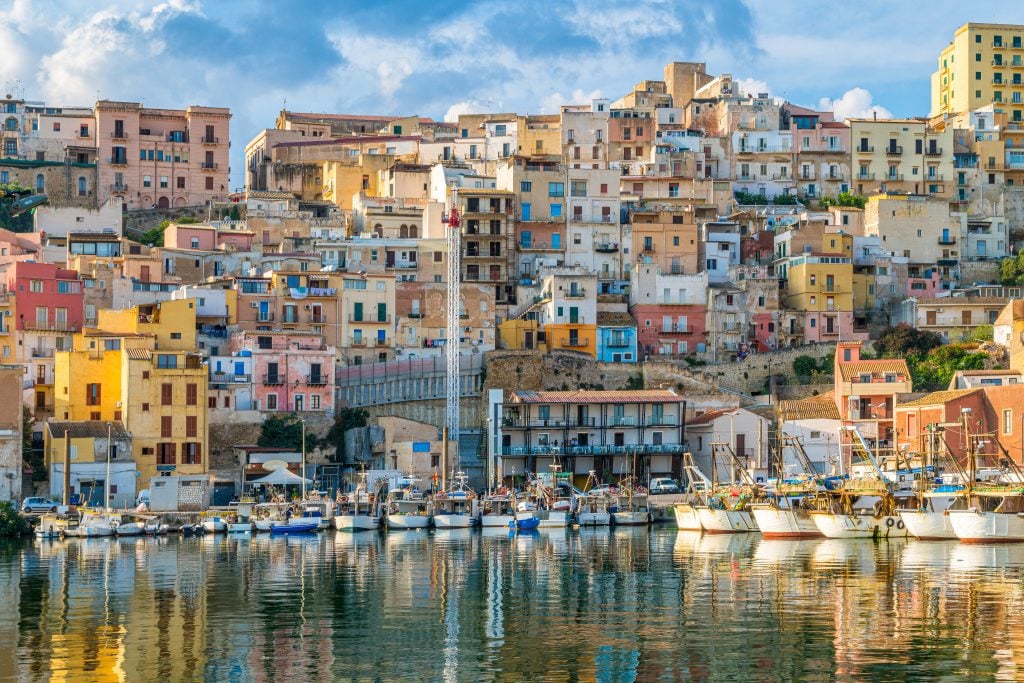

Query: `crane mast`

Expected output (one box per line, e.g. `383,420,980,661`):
445,185,462,472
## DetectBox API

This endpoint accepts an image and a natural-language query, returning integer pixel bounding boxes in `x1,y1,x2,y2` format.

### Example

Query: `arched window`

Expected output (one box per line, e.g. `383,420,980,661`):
78,177,87,196
35,174,44,192
408,225,418,238
399,224,408,238
4,117,17,131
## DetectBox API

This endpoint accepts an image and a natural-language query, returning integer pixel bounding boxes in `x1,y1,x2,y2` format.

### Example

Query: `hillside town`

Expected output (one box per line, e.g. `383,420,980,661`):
1,21,1024,537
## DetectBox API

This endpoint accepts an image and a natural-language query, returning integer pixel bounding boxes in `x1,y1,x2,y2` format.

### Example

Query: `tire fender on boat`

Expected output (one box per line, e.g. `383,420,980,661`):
896,519,905,530
885,517,895,528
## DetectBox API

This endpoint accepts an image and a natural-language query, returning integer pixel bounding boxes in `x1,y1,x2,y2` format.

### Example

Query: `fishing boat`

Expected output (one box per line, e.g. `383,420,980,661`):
335,472,382,531
433,471,480,528
509,515,540,531
672,501,702,531
252,502,288,532
808,426,912,539
385,477,434,529
528,465,574,528
898,425,965,540
35,512,74,539
574,471,612,526
66,511,116,538
143,517,169,535
200,514,228,534
749,437,827,539
297,494,335,531
949,425,1024,543
686,448,759,533
270,519,320,535
108,513,146,536
480,492,517,528
612,479,653,526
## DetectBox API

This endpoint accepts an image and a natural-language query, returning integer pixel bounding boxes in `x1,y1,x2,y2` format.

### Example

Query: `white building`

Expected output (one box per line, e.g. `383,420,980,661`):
777,394,843,475
684,407,771,482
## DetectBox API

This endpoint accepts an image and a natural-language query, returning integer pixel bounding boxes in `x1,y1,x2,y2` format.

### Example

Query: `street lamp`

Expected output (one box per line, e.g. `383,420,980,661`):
300,419,306,500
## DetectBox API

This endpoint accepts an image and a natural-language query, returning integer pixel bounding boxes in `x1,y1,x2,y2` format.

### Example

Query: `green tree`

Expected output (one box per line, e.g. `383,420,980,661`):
821,192,867,210
229,205,241,220
792,355,819,380
322,408,370,463
0,501,29,537
874,324,943,359
257,414,308,450
910,344,989,392
624,373,644,389
1000,253,1024,286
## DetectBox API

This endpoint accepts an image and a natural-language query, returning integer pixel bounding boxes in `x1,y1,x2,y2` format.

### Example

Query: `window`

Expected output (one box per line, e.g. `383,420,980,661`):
177,176,185,189
267,393,278,410
78,177,87,196
186,415,197,438
29,280,43,293
35,173,44,192
205,177,214,190
161,416,173,438
311,394,320,410
520,181,532,192
186,383,197,405
548,182,564,197
183,443,202,465
550,204,562,218
157,354,177,369
1004,409,1013,435
570,180,587,197
161,383,173,405
143,175,152,188
86,383,101,406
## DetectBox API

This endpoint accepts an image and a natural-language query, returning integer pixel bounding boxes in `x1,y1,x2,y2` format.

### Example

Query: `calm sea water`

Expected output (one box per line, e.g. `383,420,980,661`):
1,529,1023,682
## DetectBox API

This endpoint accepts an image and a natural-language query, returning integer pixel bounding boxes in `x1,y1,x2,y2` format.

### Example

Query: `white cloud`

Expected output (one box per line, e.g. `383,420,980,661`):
737,78,771,98
443,100,499,123
539,88,604,115
818,87,892,121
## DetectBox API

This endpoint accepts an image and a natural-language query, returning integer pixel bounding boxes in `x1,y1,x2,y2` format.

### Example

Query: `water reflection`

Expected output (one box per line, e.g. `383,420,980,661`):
2,530,1024,680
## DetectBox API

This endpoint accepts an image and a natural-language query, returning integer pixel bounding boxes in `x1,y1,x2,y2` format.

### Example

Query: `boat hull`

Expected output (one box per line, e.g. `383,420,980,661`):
949,510,1024,543
79,525,115,538
114,522,145,536
228,523,252,534
434,514,477,528
612,511,651,526
480,514,516,528
673,504,702,531
513,517,540,531
202,521,227,534
899,510,956,540
335,515,380,531
253,520,274,532
696,507,757,533
578,511,611,526
750,506,821,538
270,521,320,535
538,511,570,528
387,515,432,529
810,512,907,539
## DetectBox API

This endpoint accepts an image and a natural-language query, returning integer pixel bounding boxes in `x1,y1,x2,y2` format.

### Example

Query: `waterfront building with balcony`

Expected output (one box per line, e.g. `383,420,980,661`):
230,330,335,414
489,388,687,486
535,268,598,357
207,353,255,411
833,342,912,465
94,100,230,210
910,296,1007,341
848,118,954,199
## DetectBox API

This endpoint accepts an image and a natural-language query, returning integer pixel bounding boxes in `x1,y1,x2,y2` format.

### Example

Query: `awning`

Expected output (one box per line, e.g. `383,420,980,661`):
248,468,312,486
573,456,594,475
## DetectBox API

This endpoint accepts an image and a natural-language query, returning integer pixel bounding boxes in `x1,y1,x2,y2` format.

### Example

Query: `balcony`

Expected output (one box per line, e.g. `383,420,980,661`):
256,313,275,323
262,374,286,386
503,417,598,429
646,416,678,427
737,173,757,181
925,174,945,182
499,444,686,456
885,145,903,156
109,183,128,194
937,258,959,266
211,372,251,384
201,136,219,145
884,174,905,182
31,347,55,358
280,316,300,325
605,338,631,348
938,236,957,245
349,337,368,347
201,162,218,171
641,244,655,253
518,241,560,252
407,312,424,319
348,315,392,324
23,321,78,332
857,172,876,180
311,315,327,324
107,156,128,166
560,337,589,348
856,146,875,153
659,326,691,335
564,288,586,299
307,374,328,386
110,131,127,141
594,242,619,253
924,147,944,157
609,416,637,427
375,338,390,347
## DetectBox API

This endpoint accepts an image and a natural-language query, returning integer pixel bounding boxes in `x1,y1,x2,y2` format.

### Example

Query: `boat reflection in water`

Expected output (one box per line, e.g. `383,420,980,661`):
6,527,1024,680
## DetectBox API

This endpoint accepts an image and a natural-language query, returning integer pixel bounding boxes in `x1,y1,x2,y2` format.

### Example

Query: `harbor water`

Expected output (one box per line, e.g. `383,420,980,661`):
2,529,1024,681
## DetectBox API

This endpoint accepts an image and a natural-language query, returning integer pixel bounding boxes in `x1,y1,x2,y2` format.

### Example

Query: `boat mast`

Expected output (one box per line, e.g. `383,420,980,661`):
105,422,112,511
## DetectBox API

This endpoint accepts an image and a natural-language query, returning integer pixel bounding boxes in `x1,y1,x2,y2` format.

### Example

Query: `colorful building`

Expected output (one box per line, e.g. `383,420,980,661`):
932,22,1024,119
596,312,638,363
230,330,335,414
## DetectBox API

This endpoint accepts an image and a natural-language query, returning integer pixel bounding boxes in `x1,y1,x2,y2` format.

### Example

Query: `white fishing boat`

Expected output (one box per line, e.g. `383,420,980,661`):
672,502,702,531
612,484,652,526
35,512,73,539
684,449,758,534
109,513,146,536
575,472,612,526
201,515,228,534
228,520,253,533
900,489,963,540
752,437,828,538
480,493,517,528
335,473,382,531
385,478,433,529
750,499,821,538
67,511,115,538
527,465,574,528
298,494,335,531
433,472,480,528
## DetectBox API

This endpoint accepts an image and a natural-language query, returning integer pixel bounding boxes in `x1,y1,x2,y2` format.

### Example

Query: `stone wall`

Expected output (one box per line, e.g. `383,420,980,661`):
123,205,213,234
960,259,1002,286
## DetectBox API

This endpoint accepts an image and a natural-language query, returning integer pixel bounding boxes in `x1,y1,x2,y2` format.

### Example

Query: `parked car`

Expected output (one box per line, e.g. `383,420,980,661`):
649,478,681,495
22,497,58,513
586,485,616,497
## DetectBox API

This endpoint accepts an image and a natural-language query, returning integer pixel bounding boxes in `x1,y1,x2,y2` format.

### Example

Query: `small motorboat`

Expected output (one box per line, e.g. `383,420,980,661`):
202,515,228,534
270,520,320,535
143,518,169,535
509,516,540,531
228,521,253,534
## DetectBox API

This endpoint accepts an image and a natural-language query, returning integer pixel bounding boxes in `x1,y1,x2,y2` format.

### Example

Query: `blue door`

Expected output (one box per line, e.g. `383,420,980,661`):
234,361,245,375
552,233,561,249
259,301,269,320
521,203,531,221
377,329,386,344
521,231,532,248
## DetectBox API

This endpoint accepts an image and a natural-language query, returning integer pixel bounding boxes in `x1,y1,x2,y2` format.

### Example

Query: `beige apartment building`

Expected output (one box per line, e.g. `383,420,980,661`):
94,100,230,210
848,118,954,198
932,22,1024,119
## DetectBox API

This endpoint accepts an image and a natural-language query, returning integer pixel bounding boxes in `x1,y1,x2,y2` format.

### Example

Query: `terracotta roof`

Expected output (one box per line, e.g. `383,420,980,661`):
778,392,840,421
285,112,435,124
915,296,1009,305
957,369,1021,376
898,388,981,407
837,359,910,381
45,421,130,440
597,311,635,327
508,389,684,404
125,348,152,360
246,191,295,200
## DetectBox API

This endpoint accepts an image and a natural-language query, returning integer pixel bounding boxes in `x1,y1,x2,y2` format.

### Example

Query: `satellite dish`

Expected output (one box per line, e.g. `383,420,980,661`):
262,459,288,471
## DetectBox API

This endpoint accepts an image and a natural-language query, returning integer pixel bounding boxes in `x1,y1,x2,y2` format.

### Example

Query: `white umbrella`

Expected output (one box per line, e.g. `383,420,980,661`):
250,468,312,486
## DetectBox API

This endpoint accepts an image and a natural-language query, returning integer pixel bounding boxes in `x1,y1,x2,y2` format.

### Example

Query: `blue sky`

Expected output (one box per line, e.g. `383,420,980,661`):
1,0,1020,187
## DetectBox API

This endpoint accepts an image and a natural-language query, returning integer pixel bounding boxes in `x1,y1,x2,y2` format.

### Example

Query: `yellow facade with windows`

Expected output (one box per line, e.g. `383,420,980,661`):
932,22,1024,118
782,234,855,313
848,119,955,199
544,322,598,357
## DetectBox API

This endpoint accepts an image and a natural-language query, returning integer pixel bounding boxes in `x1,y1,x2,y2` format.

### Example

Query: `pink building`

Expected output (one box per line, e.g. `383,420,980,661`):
803,311,867,344
6,261,84,332
95,100,231,210
230,331,335,414
164,223,255,251
630,303,708,357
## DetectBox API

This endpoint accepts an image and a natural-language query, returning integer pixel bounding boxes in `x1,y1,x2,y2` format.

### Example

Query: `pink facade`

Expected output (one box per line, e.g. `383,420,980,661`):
164,224,255,251
631,304,708,357
95,100,231,210
751,312,775,351
231,331,335,414
802,311,868,343
906,270,942,299
7,262,84,332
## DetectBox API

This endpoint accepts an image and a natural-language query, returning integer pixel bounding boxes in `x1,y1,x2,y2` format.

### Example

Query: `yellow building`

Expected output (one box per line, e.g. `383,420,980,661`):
782,233,865,342
0,288,12,363
996,300,1024,372
338,272,397,365
54,301,208,481
517,114,561,156
848,118,955,198
932,22,1024,119
539,268,598,357
498,317,541,351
